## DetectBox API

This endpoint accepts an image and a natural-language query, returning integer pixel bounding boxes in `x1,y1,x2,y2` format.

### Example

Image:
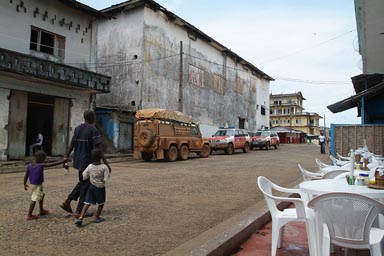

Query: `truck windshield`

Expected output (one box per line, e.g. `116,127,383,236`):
213,130,234,136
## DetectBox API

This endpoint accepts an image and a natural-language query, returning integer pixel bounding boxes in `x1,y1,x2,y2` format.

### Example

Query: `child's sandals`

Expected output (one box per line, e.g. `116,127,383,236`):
94,217,105,223
27,215,39,221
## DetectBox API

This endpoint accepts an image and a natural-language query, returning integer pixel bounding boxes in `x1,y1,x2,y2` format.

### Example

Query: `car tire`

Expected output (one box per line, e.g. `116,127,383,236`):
265,142,270,150
243,142,250,153
165,145,178,162
141,152,153,162
274,142,279,149
139,129,154,147
225,143,234,155
178,145,189,160
199,144,210,158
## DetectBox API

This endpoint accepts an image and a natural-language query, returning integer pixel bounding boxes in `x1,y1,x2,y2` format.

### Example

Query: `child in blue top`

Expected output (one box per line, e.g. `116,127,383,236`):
23,150,67,220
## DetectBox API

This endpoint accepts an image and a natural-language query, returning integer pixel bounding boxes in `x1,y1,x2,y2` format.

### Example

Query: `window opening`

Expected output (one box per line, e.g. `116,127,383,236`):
30,27,65,58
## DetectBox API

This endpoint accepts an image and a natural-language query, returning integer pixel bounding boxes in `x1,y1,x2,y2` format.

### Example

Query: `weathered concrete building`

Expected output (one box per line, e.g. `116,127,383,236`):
0,0,110,160
95,0,273,147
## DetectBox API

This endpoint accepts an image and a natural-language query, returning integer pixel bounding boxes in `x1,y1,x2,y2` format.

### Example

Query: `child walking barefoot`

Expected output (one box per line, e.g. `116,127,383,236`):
24,150,67,220
75,148,110,226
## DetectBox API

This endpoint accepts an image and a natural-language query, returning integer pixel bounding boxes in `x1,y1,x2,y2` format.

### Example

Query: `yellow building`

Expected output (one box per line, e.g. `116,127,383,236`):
270,92,322,136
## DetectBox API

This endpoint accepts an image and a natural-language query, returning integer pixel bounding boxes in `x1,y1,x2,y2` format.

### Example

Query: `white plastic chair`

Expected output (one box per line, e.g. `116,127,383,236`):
315,158,332,172
336,152,351,161
308,192,384,256
321,169,349,179
298,164,323,181
330,155,350,167
257,176,315,256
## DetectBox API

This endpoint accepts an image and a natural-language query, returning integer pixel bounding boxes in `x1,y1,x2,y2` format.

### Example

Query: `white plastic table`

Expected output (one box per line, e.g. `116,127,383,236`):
300,179,384,255
300,179,384,199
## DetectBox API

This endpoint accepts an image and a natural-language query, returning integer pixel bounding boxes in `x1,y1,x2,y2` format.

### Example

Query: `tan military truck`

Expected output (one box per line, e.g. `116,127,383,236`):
133,108,211,162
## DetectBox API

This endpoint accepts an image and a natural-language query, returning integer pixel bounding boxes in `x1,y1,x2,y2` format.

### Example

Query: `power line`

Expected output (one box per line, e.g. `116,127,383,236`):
256,29,357,65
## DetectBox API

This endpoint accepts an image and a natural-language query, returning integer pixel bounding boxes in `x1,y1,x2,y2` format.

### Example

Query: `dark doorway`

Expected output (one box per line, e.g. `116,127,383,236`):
239,118,245,129
26,93,54,156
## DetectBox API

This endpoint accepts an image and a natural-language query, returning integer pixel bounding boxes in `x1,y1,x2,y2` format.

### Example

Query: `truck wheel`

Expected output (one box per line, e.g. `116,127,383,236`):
243,142,250,153
225,143,234,155
141,152,153,162
139,129,154,147
199,144,210,158
178,145,189,160
274,142,279,149
265,142,270,150
165,145,178,162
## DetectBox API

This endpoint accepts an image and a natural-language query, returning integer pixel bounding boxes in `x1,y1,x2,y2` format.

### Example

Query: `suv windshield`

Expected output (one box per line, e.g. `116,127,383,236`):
255,131,269,136
213,130,234,136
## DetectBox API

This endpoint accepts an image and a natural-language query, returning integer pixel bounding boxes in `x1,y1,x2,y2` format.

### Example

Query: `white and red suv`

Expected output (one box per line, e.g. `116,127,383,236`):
209,128,251,155
250,131,280,150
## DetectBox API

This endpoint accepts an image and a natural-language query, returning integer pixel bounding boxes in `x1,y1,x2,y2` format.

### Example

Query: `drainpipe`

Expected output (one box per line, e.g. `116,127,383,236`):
178,41,183,112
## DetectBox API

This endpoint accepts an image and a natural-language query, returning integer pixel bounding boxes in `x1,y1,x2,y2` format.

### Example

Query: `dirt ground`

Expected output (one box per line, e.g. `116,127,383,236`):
0,144,329,256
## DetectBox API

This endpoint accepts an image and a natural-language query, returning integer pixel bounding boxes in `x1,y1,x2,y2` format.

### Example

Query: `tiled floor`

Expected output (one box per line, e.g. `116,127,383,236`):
233,221,371,256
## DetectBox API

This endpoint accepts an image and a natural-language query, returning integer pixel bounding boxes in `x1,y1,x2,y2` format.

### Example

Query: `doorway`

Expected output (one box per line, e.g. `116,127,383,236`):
26,93,54,156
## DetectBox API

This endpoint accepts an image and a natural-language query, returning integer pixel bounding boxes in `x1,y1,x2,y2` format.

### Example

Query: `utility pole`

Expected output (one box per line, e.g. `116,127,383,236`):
178,41,183,112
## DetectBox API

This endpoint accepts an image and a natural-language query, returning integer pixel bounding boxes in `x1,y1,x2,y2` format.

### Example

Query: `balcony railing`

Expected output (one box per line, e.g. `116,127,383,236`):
0,47,110,93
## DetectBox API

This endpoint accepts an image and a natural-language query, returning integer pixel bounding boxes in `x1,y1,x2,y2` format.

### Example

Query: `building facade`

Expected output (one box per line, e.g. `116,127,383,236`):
95,0,273,144
0,0,110,160
270,92,322,136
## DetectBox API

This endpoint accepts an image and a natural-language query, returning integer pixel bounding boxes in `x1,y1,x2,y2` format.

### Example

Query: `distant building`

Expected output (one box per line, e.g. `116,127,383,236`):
95,0,273,148
0,0,110,160
270,92,322,138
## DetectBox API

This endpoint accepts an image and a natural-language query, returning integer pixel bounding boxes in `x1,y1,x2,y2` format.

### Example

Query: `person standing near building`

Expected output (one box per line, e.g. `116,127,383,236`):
60,110,111,217
318,131,326,154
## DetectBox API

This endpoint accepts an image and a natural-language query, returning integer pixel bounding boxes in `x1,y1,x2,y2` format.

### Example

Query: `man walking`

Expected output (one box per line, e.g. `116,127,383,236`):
318,131,326,154
60,110,111,217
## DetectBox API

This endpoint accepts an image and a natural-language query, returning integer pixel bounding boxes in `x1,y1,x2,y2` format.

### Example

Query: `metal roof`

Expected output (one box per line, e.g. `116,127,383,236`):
58,0,110,18
327,73,384,113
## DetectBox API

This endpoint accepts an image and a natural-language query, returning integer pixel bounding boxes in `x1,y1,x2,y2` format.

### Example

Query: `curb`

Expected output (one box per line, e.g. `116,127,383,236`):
163,178,303,256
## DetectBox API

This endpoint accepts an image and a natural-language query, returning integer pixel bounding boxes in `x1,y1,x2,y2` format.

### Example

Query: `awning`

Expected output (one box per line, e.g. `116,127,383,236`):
327,74,384,113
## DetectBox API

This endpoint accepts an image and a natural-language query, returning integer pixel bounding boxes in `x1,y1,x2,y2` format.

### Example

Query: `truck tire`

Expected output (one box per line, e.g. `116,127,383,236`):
139,129,154,147
141,152,153,162
165,145,178,162
178,145,189,160
199,144,210,158
225,143,234,155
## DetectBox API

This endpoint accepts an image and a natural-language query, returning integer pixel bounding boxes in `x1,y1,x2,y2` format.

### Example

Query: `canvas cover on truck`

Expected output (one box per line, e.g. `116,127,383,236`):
135,108,193,123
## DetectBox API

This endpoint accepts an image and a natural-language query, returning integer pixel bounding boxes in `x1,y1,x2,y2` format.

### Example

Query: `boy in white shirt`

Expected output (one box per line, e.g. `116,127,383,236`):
75,148,110,226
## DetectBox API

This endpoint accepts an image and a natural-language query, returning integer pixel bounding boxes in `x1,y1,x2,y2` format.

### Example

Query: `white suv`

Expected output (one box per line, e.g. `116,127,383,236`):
250,131,280,150
209,128,251,155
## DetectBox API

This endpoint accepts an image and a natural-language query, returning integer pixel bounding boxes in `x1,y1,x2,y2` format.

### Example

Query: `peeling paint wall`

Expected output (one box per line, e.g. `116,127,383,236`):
0,88,10,160
96,8,144,111
97,4,270,137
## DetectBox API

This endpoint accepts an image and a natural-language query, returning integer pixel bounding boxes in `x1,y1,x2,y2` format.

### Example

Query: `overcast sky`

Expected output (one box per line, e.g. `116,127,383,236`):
80,0,362,126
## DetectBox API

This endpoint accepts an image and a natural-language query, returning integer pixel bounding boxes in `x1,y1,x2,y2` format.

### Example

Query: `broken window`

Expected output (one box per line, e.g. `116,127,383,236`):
30,27,65,58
